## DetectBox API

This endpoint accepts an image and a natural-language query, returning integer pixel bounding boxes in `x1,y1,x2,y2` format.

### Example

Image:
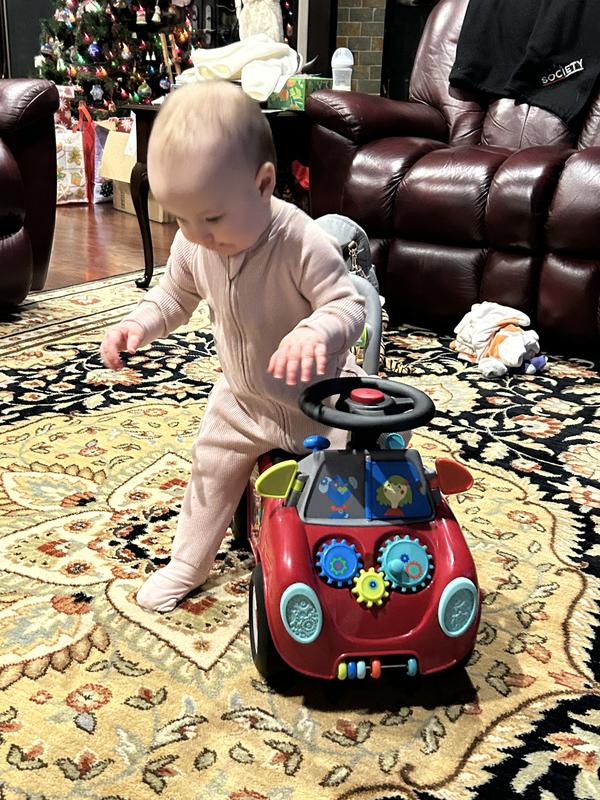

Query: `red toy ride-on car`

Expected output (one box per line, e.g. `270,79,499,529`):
242,375,479,683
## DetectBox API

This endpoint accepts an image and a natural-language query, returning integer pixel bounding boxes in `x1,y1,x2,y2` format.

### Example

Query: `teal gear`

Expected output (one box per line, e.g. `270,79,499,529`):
377,535,433,592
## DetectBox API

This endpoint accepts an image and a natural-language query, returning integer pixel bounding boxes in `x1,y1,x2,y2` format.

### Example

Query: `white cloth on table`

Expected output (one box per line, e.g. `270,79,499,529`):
176,34,300,101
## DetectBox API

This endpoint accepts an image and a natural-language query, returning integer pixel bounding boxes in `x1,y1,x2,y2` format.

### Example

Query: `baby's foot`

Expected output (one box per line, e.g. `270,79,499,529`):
136,559,208,612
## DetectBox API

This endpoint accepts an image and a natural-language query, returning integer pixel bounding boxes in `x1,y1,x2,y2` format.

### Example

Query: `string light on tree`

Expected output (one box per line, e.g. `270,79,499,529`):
280,0,295,47
38,0,205,117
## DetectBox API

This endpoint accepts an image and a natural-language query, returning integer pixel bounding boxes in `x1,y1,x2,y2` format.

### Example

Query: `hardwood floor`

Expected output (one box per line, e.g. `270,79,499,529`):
46,203,178,290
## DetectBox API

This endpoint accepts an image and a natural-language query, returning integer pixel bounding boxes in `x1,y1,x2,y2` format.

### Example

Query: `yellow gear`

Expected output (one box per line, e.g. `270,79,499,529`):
351,567,390,607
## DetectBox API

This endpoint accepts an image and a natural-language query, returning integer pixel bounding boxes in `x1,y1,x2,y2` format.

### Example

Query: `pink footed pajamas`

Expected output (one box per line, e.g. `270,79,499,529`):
123,199,366,610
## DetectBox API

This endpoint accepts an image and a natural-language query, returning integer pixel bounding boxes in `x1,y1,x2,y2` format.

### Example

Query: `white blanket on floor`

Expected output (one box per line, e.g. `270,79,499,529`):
452,302,541,377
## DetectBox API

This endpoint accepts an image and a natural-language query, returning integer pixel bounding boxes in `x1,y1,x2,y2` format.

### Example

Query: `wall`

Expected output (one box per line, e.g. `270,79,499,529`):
336,0,386,94
2,0,54,77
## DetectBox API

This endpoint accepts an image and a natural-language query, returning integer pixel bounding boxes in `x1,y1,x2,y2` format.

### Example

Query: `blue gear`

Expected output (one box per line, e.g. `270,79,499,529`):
377,535,433,592
316,539,362,587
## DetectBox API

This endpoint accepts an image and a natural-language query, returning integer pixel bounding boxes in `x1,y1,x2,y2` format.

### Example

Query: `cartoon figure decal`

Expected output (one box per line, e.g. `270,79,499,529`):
376,475,412,516
367,458,434,521
319,475,359,519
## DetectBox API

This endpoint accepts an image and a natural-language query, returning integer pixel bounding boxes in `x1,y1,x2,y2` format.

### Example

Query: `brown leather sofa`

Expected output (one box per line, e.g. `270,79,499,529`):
306,0,600,351
0,79,59,307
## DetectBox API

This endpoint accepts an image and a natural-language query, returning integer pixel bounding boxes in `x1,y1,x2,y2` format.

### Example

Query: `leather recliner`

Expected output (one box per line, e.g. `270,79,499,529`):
0,79,59,307
306,0,600,350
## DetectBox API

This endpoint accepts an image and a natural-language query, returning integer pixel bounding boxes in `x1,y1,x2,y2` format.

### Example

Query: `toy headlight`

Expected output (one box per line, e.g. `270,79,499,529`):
280,583,323,644
438,578,478,637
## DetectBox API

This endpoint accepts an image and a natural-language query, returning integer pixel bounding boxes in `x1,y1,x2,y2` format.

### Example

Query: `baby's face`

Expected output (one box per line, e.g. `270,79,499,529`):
148,144,275,257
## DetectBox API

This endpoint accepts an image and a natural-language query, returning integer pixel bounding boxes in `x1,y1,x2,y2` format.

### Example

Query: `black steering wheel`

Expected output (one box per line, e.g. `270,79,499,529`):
299,376,435,433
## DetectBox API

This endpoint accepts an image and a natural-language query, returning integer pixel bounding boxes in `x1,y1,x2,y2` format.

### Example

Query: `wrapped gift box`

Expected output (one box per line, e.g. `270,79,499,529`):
56,127,88,204
99,129,175,223
267,75,333,111
55,85,76,129
56,111,115,205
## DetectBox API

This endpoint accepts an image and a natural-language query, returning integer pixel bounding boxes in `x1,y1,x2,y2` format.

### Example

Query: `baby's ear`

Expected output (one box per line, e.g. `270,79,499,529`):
256,161,276,199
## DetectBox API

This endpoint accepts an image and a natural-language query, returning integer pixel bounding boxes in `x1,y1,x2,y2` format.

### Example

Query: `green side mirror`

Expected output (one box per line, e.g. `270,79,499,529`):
255,460,299,499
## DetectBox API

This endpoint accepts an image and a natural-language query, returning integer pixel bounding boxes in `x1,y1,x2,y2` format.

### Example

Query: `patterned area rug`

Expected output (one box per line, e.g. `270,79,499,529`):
0,272,598,800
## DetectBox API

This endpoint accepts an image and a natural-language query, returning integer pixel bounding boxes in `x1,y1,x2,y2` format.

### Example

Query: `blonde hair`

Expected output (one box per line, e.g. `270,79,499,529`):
149,81,276,171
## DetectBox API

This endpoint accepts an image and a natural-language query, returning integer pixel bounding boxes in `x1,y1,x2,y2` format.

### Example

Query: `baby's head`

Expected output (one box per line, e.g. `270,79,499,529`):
148,81,277,256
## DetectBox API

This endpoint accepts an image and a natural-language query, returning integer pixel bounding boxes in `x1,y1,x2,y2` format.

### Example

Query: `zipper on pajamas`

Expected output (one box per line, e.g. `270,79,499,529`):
227,256,253,396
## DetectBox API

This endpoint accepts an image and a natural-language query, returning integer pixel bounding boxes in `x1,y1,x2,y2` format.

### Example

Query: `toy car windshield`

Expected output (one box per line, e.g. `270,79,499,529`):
300,449,434,524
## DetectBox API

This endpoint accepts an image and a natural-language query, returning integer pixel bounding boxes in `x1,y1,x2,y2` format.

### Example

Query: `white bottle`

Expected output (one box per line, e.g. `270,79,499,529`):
331,47,354,91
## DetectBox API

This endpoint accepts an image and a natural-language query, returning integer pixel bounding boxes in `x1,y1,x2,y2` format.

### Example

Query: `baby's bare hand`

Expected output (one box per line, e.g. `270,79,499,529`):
100,322,143,371
268,329,327,386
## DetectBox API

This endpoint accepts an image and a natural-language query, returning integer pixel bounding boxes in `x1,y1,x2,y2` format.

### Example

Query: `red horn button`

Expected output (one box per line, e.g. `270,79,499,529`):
350,388,386,405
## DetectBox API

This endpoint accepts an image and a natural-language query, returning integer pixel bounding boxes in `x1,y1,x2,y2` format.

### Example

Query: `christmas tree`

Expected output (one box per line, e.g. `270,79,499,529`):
37,1,203,116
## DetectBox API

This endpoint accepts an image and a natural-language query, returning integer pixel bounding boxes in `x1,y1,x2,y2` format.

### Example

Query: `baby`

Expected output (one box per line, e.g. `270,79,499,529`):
100,81,366,612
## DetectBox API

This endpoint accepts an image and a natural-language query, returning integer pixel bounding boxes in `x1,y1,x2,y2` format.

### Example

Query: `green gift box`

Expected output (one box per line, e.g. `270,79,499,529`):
267,75,333,111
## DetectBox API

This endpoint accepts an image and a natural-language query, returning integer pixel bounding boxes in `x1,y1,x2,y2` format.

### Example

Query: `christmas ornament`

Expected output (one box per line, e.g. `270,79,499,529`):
137,80,152,98
120,88,129,99
40,41,55,57
131,92,140,102
87,41,101,59
152,4,161,23
159,76,171,91
113,0,127,8
34,55,46,71
136,6,147,24
121,44,133,60
57,57,67,72
91,84,104,101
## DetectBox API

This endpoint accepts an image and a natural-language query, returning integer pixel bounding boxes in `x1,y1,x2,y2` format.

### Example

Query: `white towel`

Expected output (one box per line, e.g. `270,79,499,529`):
178,34,301,102
241,52,300,100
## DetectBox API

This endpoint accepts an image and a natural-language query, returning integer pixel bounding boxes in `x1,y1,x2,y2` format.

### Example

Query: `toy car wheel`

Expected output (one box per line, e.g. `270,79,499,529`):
249,564,287,683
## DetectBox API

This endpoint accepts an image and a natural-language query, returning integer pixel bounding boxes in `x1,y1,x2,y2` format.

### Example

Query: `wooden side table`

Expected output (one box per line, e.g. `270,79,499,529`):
123,104,310,289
